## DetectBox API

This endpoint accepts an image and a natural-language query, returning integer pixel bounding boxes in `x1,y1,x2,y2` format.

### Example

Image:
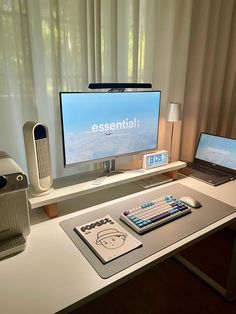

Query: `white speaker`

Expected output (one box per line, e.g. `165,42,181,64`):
23,121,53,196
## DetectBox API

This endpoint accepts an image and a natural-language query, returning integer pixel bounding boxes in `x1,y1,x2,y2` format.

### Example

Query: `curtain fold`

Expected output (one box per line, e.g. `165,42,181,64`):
0,0,235,178
180,0,236,161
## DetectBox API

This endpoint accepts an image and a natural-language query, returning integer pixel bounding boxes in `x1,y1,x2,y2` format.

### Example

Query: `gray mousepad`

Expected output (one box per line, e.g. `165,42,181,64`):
60,183,236,278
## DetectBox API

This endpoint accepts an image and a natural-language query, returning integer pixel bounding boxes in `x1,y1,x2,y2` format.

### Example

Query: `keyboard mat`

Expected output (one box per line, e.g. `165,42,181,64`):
60,183,236,278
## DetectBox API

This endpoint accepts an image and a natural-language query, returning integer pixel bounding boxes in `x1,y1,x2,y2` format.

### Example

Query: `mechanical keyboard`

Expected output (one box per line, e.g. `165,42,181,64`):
119,195,191,234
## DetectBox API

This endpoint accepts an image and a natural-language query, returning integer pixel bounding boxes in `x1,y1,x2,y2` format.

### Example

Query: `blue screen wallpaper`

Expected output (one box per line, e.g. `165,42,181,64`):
60,91,160,165
196,133,236,170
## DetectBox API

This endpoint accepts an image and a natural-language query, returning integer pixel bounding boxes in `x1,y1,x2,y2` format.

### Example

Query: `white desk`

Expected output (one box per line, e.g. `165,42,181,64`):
0,177,236,314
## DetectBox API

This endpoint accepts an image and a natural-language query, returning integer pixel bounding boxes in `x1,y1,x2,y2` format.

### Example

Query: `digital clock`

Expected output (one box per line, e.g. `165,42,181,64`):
142,150,169,169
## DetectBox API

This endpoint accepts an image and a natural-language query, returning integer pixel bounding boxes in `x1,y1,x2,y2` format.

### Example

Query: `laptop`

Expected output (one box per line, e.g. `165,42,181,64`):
179,132,236,186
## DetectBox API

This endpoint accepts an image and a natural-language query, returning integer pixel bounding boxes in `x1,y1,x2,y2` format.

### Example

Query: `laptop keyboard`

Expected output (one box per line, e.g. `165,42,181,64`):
179,162,233,186
190,164,227,177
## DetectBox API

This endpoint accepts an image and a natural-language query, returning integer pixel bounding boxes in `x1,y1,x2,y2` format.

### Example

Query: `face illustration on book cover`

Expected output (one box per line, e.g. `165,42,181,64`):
74,215,142,263
96,228,127,249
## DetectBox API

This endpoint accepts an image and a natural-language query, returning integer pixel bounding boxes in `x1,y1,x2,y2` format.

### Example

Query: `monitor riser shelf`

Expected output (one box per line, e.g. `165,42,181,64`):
28,161,186,218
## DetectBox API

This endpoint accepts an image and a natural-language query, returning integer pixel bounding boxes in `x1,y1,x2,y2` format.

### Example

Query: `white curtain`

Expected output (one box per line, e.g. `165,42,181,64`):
0,0,235,179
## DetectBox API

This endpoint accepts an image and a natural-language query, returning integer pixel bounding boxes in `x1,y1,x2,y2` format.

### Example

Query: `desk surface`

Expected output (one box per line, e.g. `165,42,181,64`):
0,177,236,314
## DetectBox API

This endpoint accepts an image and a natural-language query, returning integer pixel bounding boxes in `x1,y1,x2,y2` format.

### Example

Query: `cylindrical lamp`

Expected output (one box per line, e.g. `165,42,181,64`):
166,103,182,162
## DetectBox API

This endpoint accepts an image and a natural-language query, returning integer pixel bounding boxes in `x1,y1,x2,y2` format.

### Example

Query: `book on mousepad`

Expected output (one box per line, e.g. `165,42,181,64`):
74,215,142,264
179,133,236,186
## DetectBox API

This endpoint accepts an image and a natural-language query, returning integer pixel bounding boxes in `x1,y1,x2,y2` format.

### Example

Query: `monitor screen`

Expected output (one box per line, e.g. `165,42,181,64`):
195,133,236,170
60,91,161,167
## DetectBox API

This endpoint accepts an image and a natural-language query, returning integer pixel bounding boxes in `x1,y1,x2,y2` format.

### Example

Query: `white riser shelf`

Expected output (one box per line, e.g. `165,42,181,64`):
28,161,186,217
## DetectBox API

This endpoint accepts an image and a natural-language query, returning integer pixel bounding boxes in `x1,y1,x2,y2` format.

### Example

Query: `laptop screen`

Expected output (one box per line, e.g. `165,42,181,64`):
195,133,236,170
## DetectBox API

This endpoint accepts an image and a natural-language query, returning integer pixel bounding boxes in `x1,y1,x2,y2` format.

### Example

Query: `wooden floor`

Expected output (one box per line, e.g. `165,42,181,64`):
70,227,236,314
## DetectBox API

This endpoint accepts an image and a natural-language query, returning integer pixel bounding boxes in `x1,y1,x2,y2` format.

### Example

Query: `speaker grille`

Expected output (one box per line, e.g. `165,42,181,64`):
35,138,51,179
0,234,26,252
0,191,29,240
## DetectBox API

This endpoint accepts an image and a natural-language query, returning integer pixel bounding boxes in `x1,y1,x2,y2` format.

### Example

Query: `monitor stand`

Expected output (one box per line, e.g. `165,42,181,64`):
92,159,123,185
92,159,145,185
103,159,117,173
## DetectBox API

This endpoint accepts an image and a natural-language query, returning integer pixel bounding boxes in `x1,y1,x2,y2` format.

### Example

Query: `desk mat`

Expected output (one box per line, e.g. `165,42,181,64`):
60,183,236,278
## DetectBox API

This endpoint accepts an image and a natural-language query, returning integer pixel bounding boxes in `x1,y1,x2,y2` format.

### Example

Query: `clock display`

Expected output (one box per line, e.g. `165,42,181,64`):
143,150,169,169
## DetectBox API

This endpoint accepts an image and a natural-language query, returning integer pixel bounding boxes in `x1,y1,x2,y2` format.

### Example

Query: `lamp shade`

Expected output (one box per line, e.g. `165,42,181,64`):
166,102,182,122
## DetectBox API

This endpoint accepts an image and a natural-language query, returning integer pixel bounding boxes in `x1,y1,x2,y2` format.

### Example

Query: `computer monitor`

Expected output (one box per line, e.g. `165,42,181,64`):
59,91,161,168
